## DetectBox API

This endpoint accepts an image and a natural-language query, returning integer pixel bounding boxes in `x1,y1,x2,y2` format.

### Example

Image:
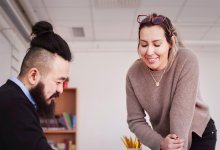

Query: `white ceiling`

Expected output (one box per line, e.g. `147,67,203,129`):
2,0,220,51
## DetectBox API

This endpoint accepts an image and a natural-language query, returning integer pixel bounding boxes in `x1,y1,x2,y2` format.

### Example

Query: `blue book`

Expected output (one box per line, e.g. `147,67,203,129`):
72,115,76,128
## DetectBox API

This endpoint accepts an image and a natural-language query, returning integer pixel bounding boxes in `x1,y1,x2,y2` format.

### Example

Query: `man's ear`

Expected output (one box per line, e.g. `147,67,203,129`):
27,68,41,85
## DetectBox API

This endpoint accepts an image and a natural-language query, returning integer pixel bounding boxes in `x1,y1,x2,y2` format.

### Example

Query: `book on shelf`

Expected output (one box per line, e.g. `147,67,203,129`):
40,112,76,130
62,112,72,129
72,115,76,128
60,112,76,129
49,138,76,150
40,117,59,128
58,116,67,129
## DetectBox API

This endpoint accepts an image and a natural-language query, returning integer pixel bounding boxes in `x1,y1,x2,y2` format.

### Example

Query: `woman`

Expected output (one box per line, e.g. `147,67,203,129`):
126,13,217,150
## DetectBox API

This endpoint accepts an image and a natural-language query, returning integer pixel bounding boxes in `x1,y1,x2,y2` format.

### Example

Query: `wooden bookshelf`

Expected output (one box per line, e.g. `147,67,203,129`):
43,88,77,147
44,129,76,134
44,129,76,143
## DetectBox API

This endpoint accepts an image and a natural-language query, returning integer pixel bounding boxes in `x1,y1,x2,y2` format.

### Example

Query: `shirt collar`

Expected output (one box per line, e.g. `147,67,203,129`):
9,76,37,109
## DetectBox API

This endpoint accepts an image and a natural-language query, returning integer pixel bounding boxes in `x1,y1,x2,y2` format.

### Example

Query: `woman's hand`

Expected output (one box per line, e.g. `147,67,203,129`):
160,134,184,150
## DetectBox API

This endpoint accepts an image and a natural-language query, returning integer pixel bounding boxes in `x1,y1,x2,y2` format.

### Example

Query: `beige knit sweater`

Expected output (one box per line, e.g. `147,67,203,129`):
126,48,210,150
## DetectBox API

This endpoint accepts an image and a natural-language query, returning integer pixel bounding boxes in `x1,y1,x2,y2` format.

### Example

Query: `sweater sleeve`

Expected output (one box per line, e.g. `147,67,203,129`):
169,52,199,150
126,75,163,150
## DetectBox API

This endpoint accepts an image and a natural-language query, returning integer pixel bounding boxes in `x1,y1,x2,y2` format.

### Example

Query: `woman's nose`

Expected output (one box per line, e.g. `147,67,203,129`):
146,45,154,55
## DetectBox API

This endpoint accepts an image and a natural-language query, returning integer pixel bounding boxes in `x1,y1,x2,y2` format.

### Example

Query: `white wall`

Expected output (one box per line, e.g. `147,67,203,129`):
69,49,220,150
69,51,140,150
0,33,12,85
0,31,25,85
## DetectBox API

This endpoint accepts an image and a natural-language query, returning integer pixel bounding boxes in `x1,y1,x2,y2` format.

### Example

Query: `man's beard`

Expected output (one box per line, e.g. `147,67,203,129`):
29,82,60,118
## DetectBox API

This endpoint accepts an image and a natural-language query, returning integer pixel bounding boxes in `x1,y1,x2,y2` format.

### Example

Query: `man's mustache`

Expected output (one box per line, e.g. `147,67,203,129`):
49,92,60,99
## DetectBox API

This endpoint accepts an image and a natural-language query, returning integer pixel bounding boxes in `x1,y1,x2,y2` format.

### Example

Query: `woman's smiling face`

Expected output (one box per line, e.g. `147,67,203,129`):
138,25,171,71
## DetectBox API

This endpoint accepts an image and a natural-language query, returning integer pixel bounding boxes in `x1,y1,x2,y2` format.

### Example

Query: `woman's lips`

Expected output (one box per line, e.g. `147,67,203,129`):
146,57,159,64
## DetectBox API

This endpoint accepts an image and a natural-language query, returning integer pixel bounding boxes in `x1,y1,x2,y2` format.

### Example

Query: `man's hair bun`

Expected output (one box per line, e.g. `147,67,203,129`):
29,20,72,61
31,21,54,38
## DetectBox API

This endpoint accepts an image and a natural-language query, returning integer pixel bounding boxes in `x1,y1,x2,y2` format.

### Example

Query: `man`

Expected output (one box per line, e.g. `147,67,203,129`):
0,21,72,150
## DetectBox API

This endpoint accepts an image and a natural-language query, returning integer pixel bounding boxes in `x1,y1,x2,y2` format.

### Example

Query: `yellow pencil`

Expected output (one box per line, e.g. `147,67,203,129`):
121,137,128,148
135,138,138,150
